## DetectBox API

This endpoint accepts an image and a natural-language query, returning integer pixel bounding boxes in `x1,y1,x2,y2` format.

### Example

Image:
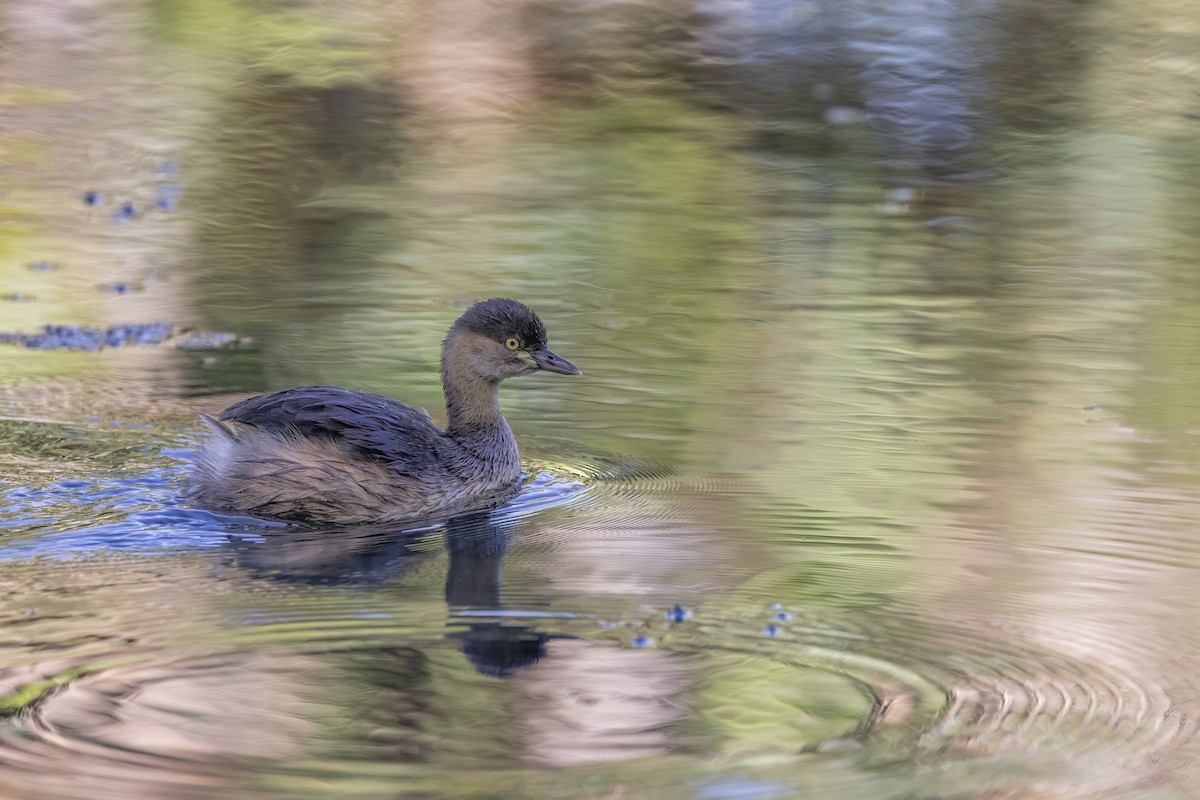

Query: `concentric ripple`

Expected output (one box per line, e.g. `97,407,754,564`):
0,431,1195,800
567,455,752,514
0,597,1191,800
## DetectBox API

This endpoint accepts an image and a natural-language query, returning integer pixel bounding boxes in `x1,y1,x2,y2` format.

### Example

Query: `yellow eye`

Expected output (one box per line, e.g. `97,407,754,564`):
504,337,521,351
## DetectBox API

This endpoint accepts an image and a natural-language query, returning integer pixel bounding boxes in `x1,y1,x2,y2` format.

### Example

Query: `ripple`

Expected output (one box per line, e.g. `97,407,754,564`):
0,651,317,799
0,453,590,560
492,468,592,523
0,428,724,565
0,595,1191,800
557,454,755,527
576,454,750,496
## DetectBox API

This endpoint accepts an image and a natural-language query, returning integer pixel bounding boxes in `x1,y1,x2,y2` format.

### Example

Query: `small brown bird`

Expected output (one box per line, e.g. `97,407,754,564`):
188,299,580,525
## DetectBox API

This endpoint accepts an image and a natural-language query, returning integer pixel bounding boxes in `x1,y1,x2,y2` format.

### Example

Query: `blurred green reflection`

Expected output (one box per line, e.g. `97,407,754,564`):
1,0,1199,798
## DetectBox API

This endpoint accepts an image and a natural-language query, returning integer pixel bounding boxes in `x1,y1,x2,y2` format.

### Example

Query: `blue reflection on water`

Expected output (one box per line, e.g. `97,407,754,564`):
693,776,793,800
0,477,279,558
0,448,584,560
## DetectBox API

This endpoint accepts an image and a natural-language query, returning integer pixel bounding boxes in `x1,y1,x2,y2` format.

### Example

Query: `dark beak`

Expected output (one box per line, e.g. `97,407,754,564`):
529,347,582,376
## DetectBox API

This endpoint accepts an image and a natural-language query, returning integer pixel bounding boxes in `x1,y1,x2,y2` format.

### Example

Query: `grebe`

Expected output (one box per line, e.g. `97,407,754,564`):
188,299,580,524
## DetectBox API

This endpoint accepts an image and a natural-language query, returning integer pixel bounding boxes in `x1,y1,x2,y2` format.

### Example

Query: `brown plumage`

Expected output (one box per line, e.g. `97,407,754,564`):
188,299,581,524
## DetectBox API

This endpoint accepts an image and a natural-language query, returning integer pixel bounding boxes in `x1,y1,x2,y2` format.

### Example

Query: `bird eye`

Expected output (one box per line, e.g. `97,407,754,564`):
504,337,521,351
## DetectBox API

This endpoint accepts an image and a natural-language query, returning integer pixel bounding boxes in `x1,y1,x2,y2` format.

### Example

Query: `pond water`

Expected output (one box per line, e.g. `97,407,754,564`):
2,1,1199,798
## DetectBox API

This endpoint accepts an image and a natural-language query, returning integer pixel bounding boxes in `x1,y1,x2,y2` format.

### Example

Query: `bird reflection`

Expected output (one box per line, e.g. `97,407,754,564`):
442,512,556,677
222,504,561,678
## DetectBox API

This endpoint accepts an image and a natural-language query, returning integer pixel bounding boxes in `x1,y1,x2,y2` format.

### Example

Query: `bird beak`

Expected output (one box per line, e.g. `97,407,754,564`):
529,347,582,376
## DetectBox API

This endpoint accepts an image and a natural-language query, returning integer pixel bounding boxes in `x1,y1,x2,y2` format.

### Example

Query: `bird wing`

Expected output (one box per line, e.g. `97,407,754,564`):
219,385,448,468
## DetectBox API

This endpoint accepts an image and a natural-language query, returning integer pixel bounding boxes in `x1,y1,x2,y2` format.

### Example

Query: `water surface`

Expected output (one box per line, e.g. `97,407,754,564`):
2,1,1199,798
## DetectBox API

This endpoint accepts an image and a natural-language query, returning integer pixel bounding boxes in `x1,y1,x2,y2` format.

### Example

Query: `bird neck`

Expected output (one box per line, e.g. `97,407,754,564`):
443,372,507,435
440,333,517,456
442,376,520,474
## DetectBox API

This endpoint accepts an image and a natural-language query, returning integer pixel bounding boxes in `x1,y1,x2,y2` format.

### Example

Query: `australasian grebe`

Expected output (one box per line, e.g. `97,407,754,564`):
188,298,580,524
